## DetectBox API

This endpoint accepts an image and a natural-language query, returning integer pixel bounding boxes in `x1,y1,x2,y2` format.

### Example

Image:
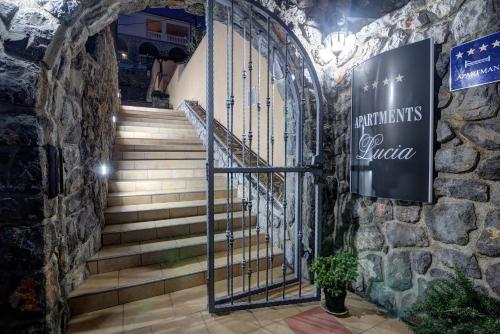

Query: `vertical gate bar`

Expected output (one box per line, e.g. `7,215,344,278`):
256,31,262,290
241,18,247,292
265,15,270,301
294,57,305,297
229,0,235,304
314,86,324,301
206,0,215,313
225,6,231,297
282,33,288,300
247,6,253,301
270,47,275,285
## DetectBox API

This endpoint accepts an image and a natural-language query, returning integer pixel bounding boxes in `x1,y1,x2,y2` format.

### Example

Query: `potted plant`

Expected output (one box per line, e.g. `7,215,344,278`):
310,253,358,315
151,90,170,108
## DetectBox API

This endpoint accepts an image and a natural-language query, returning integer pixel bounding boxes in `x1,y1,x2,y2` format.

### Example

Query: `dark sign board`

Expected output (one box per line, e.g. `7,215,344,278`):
450,31,500,91
350,39,434,203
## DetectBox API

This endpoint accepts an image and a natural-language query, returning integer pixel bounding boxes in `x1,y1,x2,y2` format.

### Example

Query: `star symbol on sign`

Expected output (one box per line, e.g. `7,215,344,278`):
363,84,369,92
455,51,463,59
467,48,475,55
479,43,488,52
492,40,500,48
372,80,378,89
395,74,404,82
383,78,389,86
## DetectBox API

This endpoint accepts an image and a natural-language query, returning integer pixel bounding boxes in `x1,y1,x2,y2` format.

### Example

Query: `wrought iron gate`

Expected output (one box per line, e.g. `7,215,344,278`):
206,0,324,313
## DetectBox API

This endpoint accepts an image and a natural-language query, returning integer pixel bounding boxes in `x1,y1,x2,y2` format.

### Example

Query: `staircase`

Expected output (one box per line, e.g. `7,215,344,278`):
69,105,282,315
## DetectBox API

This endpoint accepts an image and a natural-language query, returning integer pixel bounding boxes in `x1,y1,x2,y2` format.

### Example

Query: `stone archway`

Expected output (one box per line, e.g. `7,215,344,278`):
1,1,313,333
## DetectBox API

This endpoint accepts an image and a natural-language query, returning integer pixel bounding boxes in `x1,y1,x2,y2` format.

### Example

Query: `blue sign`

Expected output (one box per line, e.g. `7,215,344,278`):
450,31,500,91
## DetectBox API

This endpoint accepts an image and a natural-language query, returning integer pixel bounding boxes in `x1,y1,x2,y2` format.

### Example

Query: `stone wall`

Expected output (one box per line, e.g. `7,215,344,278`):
0,1,119,332
313,0,500,318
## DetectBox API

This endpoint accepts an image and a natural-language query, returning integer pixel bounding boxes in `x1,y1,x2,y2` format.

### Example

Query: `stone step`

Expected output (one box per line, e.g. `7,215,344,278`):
118,125,198,135
104,198,241,224
120,116,191,125
69,246,282,315
88,227,264,274
121,105,176,113
116,130,200,141
108,176,225,192
102,211,254,245
112,168,206,180
115,137,203,147
113,143,205,152
112,159,205,170
107,187,233,206
118,120,194,129
113,150,205,160
120,109,187,120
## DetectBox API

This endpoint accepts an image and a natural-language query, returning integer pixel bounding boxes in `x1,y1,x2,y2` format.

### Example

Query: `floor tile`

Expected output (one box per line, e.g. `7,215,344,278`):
202,310,261,334
362,318,413,334
124,294,174,332
170,284,208,316
67,305,124,334
151,311,208,333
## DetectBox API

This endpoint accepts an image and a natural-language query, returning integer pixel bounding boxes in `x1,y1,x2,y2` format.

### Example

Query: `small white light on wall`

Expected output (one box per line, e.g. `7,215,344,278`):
99,163,109,176
112,115,117,123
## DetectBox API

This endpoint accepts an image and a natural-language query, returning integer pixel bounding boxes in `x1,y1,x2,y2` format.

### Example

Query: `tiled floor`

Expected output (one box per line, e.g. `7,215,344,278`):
67,285,413,334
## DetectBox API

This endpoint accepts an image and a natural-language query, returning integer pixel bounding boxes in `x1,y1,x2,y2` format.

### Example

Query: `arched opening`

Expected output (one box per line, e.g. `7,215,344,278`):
167,47,188,62
138,42,159,64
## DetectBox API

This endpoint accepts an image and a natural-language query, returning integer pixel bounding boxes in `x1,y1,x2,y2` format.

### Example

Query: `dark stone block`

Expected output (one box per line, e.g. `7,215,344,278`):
372,200,393,223
425,202,476,245
434,177,488,202
461,123,500,149
411,251,432,274
485,262,500,296
477,155,500,181
400,293,417,319
444,83,499,120
386,251,412,291
385,221,429,248
355,224,385,251
36,0,81,23
366,281,398,315
0,55,40,107
435,248,481,279
0,148,43,194
0,224,45,273
0,114,39,146
359,253,383,283
0,1,18,25
394,205,420,223
476,209,500,257
436,120,454,143
0,194,44,222
435,147,478,173
430,268,453,279
5,8,59,62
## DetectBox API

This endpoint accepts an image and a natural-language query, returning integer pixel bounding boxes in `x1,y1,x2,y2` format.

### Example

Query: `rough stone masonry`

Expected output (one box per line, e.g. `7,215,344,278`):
0,0,499,333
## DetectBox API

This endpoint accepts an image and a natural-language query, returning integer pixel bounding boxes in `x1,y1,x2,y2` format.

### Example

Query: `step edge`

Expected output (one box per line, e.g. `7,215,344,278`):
70,251,283,298
92,228,264,260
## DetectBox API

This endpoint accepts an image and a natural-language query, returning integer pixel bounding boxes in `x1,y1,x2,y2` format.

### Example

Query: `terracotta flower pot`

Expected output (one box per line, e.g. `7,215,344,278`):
324,289,348,315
